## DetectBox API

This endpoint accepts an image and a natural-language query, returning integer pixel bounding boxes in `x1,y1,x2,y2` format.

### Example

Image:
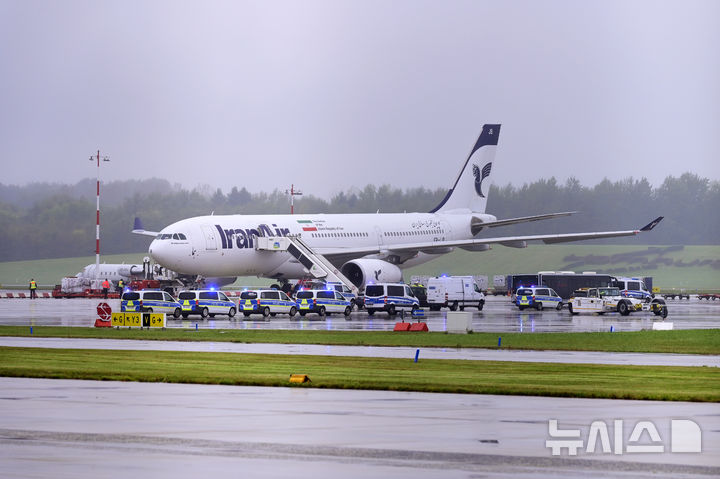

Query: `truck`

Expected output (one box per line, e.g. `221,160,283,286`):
426,275,485,311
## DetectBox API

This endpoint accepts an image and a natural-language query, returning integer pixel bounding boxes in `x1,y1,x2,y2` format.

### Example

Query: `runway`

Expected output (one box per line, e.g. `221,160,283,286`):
1,295,718,332
1,336,718,367
0,378,717,478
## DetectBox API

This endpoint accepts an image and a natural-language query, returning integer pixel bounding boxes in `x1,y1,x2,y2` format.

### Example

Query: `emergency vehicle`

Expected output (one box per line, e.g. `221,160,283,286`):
120,290,183,318
295,289,352,317
514,286,563,310
238,289,297,317
364,283,420,316
426,275,485,311
611,277,653,301
176,290,237,319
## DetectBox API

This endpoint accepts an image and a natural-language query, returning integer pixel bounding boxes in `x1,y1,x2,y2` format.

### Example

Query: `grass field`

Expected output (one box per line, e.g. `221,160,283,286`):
1,347,718,402
2,327,718,355
2,245,719,290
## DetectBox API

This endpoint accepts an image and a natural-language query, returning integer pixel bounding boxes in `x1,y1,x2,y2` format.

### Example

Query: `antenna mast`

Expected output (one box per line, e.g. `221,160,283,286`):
89,150,110,280
285,184,303,214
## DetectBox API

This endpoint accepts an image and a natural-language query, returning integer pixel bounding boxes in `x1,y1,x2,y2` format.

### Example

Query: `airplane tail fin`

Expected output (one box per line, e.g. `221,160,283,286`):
429,124,501,214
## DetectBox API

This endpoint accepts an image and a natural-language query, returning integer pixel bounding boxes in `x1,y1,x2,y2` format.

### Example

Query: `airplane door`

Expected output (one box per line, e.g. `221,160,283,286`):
374,225,384,247
201,225,219,251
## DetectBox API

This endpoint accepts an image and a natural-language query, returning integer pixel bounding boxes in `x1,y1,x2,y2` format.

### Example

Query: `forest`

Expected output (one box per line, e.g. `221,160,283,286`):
0,173,717,262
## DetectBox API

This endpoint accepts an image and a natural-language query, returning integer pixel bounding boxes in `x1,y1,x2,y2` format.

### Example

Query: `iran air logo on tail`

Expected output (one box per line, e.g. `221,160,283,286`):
473,162,492,198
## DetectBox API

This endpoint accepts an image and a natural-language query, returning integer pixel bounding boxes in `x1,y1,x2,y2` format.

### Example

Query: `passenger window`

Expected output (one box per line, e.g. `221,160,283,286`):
405,286,415,297
536,289,549,295
219,293,229,301
279,292,291,301
145,292,162,300
163,292,175,301
335,292,344,300
317,291,334,299
199,292,218,300
261,291,279,300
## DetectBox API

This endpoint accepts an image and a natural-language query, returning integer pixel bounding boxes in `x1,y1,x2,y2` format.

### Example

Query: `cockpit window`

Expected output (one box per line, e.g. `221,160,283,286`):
160,234,172,240
178,233,187,240
172,234,179,240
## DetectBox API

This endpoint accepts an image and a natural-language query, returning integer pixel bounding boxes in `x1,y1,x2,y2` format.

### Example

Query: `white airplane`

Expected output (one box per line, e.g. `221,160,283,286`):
133,124,662,288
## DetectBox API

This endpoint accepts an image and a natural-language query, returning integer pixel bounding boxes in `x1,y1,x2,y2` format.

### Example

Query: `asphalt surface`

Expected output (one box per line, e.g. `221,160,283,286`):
2,336,718,367
1,294,718,332
2,294,718,477
1,378,718,478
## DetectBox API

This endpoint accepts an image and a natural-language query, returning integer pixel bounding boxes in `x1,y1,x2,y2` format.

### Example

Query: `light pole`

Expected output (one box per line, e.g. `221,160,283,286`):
285,184,303,214
89,150,110,280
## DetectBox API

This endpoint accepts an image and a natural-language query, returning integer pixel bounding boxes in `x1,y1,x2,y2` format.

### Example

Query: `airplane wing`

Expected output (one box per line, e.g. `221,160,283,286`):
131,217,159,238
318,217,664,264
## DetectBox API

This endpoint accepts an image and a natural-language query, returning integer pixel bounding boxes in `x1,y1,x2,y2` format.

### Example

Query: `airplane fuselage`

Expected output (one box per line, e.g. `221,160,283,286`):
149,212,488,279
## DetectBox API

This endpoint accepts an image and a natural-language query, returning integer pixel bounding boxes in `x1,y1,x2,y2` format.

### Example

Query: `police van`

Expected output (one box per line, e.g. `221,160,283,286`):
364,283,420,316
121,290,183,318
295,289,352,317
177,290,237,319
514,286,563,311
239,289,297,317
611,277,653,301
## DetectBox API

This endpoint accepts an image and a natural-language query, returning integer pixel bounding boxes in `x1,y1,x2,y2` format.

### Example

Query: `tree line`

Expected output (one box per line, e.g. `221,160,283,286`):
0,173,717,262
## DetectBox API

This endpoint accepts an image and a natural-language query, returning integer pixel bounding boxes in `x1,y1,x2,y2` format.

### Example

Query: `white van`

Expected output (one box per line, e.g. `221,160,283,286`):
426,276,485,311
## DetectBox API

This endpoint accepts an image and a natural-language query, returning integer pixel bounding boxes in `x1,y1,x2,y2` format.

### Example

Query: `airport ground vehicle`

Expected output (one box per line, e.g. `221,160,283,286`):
177,290,236,318
514,286,563,310
239,289,297,317
120,290,183,318
426,276,485,311
364,283,420,316
697,293,720,300
295,289,352,317
568,287,666,316
661,292,691,300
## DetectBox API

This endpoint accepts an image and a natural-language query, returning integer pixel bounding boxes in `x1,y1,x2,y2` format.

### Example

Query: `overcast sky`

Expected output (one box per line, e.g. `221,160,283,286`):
1,0,718,198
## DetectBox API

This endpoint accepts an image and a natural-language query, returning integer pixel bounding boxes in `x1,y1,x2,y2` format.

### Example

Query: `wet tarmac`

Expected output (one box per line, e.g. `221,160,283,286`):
0,378,717,478
2,336,718,367
1,295,719,332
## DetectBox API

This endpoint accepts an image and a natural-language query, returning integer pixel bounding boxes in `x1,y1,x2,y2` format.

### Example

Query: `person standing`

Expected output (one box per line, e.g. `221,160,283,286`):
102,278,110,299
29,278,37,299
117,279,124,293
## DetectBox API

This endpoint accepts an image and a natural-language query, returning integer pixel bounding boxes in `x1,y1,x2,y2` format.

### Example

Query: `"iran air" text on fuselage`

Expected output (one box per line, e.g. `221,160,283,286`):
215,224,291,249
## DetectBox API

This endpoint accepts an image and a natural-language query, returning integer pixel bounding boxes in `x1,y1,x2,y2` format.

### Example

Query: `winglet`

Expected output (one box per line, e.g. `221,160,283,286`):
640,216,664,232
133,217,144,231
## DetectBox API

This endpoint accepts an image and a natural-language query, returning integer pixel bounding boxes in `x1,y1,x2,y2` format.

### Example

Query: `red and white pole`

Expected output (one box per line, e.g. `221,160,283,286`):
286,184,303,215
90,150,109,280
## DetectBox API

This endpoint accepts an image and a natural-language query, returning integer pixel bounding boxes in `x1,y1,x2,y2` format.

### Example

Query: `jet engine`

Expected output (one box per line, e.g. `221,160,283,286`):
340,259,403,288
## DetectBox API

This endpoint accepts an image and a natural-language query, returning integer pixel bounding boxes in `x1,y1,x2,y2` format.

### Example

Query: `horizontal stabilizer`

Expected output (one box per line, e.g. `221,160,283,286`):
131,217,159,237
471,211,575,235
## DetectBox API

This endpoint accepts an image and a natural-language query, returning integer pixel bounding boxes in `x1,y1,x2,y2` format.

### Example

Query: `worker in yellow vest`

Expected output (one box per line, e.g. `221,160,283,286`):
29,278,37,299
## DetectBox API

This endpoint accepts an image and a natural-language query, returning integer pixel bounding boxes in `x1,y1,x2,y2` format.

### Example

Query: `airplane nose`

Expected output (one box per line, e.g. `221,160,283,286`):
149,239,172,267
